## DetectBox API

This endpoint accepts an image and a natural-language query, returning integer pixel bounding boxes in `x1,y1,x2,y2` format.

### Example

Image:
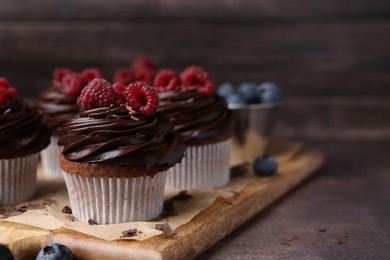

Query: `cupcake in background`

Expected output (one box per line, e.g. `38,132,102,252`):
155,66,234,189
58,79,185,224
113,57,156,85
36,68,103,178
0,78,50,205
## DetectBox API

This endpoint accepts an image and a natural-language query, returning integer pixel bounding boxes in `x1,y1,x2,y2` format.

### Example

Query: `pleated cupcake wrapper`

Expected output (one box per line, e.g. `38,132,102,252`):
41,135,63,178
0,153,39,206
165,139,232,190
62,171,168,224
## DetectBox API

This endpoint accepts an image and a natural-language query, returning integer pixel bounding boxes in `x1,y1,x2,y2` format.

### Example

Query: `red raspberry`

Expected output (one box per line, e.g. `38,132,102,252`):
181,66,215,96
153,69,181,93
77,78,116,110
81,68,104,84
113,67,134,85
52,68,74,88
131,57,156,71
132,67,155,83
62,72,84,98
0,78,10,89
112,82,126,102
0,95,4,106
125,81,158,117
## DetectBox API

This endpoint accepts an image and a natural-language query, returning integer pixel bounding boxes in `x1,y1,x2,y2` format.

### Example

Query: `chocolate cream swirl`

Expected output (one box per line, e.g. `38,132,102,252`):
0,99,51,158
36,88,79,133
158,90,234,145
58,105,185,172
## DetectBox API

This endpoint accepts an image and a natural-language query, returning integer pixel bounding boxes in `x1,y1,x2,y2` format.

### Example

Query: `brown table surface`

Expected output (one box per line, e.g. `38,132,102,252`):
198,139,390,259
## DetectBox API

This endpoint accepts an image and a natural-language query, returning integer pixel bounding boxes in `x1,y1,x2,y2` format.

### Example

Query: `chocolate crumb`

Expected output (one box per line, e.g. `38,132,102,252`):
138,231,143,234
317,228,327,233
172,190,193,201
230,163,250,177
62,206,73,214
153,199,177,220
280,235,299,246
88,219,97,225
155,223,173,234
0,203,47,219
42,199,56,206
121,228,138,238
65,215,75,222
335,239,343,245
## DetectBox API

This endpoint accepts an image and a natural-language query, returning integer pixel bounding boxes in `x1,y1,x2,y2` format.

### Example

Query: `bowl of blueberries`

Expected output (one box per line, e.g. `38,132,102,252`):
217,82,283,165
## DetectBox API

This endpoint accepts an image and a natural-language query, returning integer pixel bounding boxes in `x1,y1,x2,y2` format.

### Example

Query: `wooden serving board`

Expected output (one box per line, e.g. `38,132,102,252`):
0,139,324,260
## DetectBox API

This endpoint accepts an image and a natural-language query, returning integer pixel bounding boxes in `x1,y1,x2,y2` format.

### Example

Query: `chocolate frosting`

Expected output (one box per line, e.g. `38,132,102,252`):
0,99,51,158
36,88,79,133
58,105,185,173
158,90,234,145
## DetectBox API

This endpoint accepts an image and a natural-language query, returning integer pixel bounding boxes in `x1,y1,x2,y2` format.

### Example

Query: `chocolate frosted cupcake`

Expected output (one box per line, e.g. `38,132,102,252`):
36,68,103,178
0,78,50,205
59,79,185,224
155,66,234,189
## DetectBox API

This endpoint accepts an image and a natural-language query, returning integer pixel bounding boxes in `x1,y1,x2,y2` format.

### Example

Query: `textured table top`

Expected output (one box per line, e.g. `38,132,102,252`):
198,139,390,260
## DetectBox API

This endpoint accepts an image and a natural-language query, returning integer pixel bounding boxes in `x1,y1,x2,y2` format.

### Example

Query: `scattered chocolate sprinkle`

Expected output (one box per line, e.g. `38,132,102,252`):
120,228,139,238
155,223,173,234
88,219,97,225
230,163,250,177
317,228,327,233
42,199,56,206
138,231,143,234
280,235,299,246
62,206,72,214
0,203,47,219
65,215,75,222
172,190,193,201
335,239,343,245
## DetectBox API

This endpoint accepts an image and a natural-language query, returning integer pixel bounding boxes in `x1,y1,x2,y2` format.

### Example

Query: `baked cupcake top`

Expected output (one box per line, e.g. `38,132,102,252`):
154,66,234,146
36,68,103,133
58,79,185,178
0,78,51,158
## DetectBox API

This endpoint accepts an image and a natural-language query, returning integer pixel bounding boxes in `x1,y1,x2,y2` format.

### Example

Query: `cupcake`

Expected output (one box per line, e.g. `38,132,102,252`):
36,68,103,178
155,66,234,189
0,78,50,205
58,79,185,224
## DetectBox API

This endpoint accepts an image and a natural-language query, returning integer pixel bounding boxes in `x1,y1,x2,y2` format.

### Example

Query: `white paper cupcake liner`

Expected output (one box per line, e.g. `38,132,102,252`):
62,171,168,224
0,153,39,205
40,135,63,178
165,139,232,190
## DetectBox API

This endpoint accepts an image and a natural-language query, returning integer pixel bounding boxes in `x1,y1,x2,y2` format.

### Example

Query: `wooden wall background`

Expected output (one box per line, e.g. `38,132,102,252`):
0,0,389,140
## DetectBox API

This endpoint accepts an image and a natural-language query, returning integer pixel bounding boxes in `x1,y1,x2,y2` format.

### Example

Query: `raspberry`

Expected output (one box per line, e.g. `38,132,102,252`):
0,78,17,105
131,57,156,71
125,81,158,117
112,82,126,102
153,69,181,93
113,67,134,85
0,78,10,89
52,68,74,88
81,68,104,84
62,72,84,98
77,78,116,110
181,66,215,96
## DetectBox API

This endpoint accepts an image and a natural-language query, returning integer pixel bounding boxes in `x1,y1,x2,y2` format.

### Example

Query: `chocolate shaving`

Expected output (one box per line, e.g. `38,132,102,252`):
230,163,250,177
88,219,97,225
335,239,343,245
120,228,139,238
155,223,173,234
172,190,193,201
65,215,75,222
0,202,46,219
62,206,73,214
317,228,327,233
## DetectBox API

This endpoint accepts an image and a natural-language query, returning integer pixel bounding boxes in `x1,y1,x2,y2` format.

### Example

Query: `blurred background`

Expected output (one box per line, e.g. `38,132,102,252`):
0,0,389,141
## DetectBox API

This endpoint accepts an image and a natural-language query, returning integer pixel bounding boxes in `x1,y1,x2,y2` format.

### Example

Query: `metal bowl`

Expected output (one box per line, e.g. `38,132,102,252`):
229,102,283,165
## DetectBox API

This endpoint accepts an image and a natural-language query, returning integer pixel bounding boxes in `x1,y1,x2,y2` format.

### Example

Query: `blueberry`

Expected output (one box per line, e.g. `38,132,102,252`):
217,83,235,98
0,244,13,260
36,244,73,260
226,93,245,105
256,82,282,103
238,82,258,104
253,155,277,176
